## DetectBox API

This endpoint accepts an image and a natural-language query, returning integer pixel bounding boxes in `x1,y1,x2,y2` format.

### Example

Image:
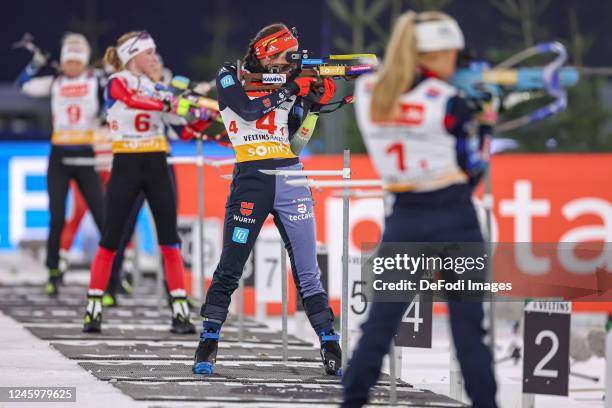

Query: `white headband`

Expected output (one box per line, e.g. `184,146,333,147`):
416,19,465,52
117,36,156,66
60,44,90,65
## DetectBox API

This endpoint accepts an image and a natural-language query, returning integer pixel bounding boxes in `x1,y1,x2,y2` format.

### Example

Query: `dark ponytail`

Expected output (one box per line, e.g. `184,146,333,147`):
243,23,288,73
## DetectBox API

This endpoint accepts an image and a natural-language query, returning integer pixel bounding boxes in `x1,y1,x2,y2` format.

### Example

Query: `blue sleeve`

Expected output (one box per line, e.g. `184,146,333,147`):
445,96,489,186
216,65,299,122
103,78,116,112
15,63,41,88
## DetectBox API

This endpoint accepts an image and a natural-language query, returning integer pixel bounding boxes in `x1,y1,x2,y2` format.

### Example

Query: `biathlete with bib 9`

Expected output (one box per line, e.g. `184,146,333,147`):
16,33,105,297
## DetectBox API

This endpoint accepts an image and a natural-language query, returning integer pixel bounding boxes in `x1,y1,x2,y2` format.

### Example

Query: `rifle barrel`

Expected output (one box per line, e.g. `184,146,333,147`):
575,66,612,77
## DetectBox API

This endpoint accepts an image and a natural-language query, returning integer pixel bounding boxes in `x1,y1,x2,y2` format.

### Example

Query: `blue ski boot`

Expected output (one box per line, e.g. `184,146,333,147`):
319,329,342,376
193,320,221,374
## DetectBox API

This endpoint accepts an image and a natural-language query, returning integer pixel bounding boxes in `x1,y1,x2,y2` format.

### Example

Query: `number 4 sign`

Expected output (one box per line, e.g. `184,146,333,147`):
394,292,433,348
523,301,571,396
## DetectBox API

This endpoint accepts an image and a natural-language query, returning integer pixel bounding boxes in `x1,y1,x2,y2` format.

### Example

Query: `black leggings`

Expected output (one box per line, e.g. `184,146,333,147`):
107,164,178,294
46,146,104,269
100,153,179,250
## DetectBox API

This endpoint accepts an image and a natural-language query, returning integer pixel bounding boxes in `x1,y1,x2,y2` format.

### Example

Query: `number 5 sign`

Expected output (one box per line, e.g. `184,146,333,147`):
348,256,370,332
523,301,571,396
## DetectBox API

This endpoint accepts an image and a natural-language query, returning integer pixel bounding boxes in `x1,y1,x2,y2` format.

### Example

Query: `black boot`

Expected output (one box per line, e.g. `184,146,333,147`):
83,293,103,333
319,330,342,376
102,292,118,308
170,294,196,334
193,321,221,374
44,269,62,297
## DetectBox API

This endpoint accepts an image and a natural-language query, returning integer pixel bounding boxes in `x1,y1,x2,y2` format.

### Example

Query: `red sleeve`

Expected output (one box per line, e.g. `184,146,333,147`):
180,122,231,147
180,120,212,141
108,77,165,111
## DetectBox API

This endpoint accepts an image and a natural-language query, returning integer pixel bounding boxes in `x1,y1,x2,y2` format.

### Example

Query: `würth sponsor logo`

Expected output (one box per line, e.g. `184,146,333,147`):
60,84,89,97
233,214,256,224
240,202,254,216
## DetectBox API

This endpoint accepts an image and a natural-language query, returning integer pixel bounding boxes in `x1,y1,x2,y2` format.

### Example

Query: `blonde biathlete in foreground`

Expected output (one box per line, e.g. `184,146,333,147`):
343,12,498,408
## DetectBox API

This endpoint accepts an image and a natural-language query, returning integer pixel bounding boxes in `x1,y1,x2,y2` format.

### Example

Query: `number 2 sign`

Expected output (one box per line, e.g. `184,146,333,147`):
523,301,571,396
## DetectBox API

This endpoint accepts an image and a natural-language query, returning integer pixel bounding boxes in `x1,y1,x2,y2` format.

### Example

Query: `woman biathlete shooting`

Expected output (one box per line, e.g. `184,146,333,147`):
193,23,342,376
16,33,105,297
82,31,213,334
343,12,498,408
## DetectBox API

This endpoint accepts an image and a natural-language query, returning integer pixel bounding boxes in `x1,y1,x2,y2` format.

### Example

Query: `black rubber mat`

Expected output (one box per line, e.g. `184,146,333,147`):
0,294,164,308
51,341,320,361
79,361,407,386
0,292,204,308
0,284,156,295
113,381,464,407
0,295,86,308
5,308,265,328
0,284,89,295
13,316,182,325
26,326,312,346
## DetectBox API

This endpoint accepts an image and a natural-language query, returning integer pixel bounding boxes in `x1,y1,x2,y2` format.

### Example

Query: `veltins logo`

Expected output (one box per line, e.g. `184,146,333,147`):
232,227,249,244
240,202,254,216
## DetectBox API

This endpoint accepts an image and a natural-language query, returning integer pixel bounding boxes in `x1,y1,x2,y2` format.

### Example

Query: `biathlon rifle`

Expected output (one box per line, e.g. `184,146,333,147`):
242,52,379,92
155,76,227,141
155,75,219,112
241,53,376,114
12,32,59,71
450,42,579,132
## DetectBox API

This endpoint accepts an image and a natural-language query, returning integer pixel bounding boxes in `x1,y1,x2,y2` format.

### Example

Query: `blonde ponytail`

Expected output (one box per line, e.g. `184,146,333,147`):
104,46,121,72
103,31,141,72
371,12,418,122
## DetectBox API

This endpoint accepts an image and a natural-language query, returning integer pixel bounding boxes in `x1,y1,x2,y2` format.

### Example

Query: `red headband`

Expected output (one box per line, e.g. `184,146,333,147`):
253,28,298,60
